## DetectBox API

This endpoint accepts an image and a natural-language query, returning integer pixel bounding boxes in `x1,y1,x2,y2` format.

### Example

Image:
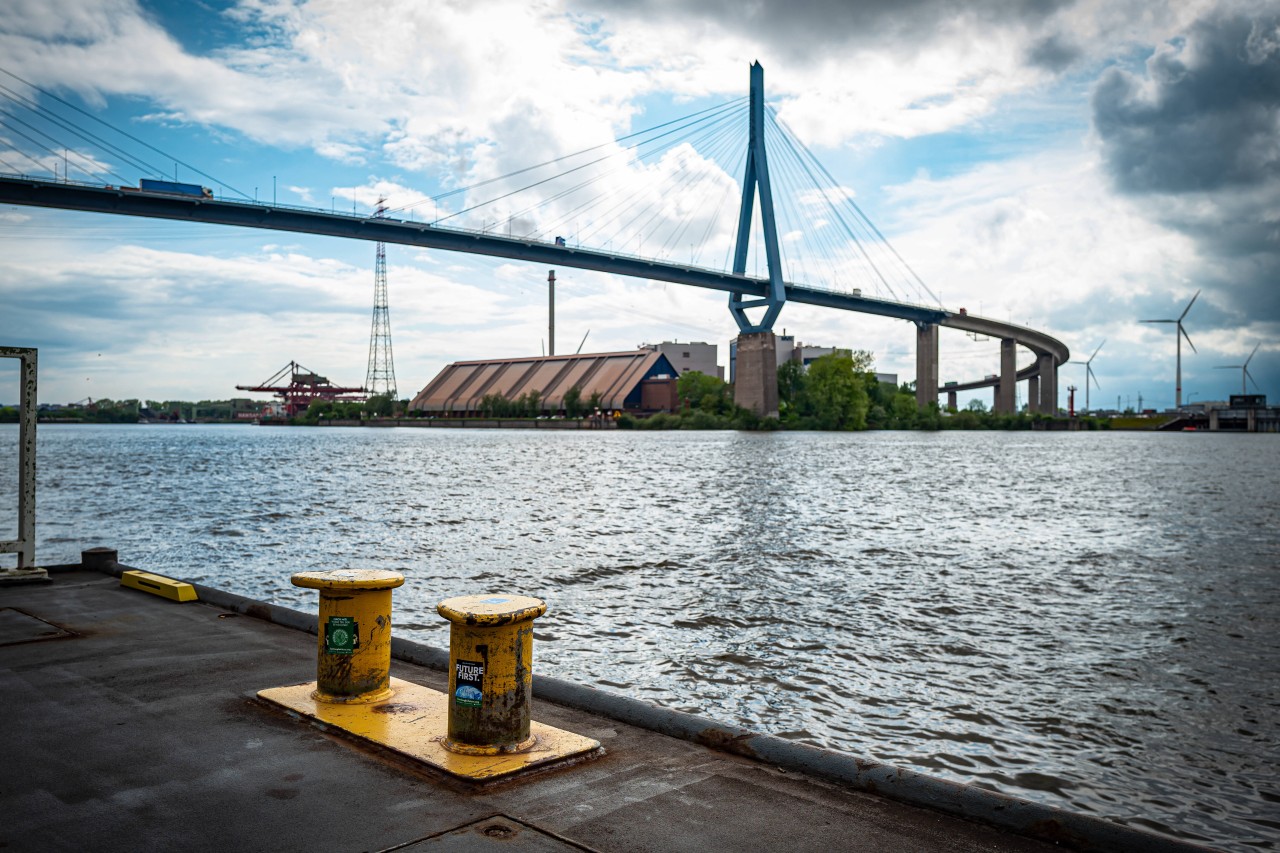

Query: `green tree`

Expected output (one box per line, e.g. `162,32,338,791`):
777,360,806,417
518,390,542,417
677,371,730,414
563,385,584,418
364,393,394,417
804,352,869,430
890,392,918,426
479,394,511,418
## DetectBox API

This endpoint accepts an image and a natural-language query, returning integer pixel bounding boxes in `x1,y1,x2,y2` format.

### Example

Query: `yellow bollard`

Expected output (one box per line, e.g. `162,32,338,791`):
260,584,600,782
291,569,404,704
436,594,547,754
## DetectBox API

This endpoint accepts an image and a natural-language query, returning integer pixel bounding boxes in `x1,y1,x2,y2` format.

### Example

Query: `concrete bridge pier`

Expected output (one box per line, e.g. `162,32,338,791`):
1027,375,1040,413
946,388,958,411
734,331,779,419
915,322,939,410
997,338,1017,413
1037,354,1058,414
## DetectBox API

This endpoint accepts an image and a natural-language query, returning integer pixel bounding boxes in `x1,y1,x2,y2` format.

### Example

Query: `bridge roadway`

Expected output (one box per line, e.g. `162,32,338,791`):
0,176,1069,405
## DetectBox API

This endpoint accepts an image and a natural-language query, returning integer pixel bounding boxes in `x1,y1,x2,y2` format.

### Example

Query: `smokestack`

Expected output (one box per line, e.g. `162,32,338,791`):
548,270,556,356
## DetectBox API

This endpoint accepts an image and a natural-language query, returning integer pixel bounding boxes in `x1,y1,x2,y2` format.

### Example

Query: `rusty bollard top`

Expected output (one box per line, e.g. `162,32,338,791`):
437,594,546,626
291,569,405,591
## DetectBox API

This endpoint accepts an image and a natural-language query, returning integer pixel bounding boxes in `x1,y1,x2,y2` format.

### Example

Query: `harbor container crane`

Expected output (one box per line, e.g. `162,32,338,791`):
236,361,366,418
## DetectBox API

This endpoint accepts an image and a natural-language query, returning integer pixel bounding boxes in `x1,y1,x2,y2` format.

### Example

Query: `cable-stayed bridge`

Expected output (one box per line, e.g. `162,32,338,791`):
0,63,1067,415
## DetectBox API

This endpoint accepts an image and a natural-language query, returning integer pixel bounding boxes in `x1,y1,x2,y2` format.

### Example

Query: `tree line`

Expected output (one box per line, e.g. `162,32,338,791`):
620,351,1107,431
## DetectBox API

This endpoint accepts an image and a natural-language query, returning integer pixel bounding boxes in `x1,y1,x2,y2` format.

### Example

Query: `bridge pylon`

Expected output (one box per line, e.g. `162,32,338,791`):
731,63,786,419
729,62,786,335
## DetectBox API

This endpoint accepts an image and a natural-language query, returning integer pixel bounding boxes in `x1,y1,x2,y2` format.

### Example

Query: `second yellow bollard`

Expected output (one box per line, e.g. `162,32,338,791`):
436,594,547,754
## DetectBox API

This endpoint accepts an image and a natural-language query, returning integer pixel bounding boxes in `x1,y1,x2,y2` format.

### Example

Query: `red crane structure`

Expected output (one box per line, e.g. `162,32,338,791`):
236,361,366,418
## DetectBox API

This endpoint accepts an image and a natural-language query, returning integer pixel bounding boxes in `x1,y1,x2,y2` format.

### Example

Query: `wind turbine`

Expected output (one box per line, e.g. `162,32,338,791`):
1071,340,1105,413
1214,342,1261,395
1141,290,1199,408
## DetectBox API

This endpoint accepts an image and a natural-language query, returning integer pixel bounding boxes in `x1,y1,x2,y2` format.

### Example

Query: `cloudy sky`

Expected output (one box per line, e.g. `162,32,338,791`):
1,0,1277,411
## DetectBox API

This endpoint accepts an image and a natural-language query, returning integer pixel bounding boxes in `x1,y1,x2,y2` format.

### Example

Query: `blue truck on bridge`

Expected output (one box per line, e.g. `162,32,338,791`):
137,178,213,198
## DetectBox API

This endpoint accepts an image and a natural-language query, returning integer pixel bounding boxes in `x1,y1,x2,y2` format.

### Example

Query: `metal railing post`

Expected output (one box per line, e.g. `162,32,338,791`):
1,346,46,582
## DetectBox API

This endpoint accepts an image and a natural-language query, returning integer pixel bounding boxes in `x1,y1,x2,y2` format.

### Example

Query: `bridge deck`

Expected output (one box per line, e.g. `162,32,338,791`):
0,175,1070,393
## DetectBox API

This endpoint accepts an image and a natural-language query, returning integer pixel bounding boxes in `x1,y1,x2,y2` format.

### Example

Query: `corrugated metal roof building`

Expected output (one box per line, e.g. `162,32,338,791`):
408,350,680,416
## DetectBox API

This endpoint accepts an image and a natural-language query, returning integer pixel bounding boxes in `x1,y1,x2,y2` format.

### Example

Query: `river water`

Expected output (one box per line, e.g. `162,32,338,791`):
3,424,1277,849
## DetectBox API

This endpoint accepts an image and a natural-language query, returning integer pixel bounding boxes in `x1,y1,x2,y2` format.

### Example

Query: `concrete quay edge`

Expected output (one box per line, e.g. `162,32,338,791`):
62,555,1211,853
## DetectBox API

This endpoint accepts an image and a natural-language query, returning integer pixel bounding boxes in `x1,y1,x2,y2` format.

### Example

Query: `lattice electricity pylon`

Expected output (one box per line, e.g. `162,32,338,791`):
364,198,398,398
728,62,786,334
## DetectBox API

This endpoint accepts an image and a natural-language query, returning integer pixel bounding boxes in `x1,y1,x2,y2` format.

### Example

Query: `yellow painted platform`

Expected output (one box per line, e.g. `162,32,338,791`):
120,570,197,602
257,677,601,781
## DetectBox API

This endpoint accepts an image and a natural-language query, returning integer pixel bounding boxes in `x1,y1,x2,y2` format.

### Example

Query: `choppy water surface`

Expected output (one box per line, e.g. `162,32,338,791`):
4,425,1278,849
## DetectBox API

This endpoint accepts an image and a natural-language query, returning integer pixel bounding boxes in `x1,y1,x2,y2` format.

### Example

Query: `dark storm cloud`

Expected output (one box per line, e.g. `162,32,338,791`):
577,0,1073,61
1025,34,1081,72
1093,14,1280,194
1091,11,1280,324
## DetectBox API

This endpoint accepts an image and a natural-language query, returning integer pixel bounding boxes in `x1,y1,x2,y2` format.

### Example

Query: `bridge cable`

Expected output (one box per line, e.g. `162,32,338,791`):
766,108,902,302
388,97,745,220
520,105,742,245
0,83,168,179
0,117,120,185
561,109,744,248
765,108,878,294
766,109,884,294
607,115,745,256
0,66,254,200
720,140,750,272
0,109,133,185
655,108,751,268
771,107,940,305
763,118,855,292
691,118,749,268
657,121,745,261
778,121,884,296
0,145,47,176
439,102,742,231
389,96,744,217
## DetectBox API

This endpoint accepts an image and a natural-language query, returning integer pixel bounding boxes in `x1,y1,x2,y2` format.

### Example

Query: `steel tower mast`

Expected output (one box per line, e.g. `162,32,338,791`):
365,198,397,398
728,61,786,333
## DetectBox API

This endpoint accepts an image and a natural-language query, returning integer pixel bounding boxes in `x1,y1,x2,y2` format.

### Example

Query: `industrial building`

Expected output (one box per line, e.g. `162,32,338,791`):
1203,395,1278,432
640,341,722,380
408,350,681,417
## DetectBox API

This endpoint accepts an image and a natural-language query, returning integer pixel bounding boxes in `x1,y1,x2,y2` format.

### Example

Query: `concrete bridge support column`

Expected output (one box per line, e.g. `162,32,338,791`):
734,331,779,419
1027,375,1040,413
915,322,939,410
1038,354,1058,414
946,389,958,411
997,338,1017,413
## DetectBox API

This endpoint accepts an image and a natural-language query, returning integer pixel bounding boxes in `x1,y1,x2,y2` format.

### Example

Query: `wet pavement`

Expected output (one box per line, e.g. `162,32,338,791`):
0,570,1140,852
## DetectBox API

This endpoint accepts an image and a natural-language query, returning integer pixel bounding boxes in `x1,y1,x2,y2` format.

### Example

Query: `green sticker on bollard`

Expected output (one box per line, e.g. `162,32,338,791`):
454,660,484,707
325,616,358,655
